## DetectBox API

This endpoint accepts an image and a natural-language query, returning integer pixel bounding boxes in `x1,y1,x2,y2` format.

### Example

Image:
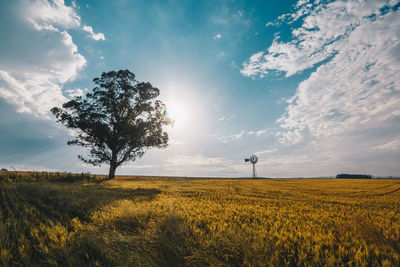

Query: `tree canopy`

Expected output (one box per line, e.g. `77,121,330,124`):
51,70,171,178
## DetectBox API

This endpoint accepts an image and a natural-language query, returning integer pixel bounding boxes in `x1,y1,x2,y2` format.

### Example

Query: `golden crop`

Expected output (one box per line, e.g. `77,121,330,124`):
0,177,399,266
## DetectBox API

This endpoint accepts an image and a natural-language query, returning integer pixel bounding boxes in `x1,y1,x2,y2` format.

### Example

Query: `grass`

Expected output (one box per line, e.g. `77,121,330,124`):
0,175,399,266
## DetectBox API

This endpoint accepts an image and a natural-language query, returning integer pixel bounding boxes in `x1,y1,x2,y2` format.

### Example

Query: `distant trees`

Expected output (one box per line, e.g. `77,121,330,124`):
336,174,372,179
51,70,172,179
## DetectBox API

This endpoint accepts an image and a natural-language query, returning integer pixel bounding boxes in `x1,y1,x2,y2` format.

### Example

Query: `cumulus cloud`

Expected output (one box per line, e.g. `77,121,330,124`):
277,3,400,144
242,0,397,77
0,0,104,116
83,25,106,41
241,0,400,175
24,0,81,31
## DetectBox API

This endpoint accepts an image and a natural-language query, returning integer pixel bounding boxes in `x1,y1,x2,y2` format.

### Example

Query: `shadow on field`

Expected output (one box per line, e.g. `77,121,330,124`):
11,183,161,222
0,183,162,266
152,216,193,266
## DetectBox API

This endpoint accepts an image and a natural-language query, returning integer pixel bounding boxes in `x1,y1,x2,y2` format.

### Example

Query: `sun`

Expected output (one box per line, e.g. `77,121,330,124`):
165,99,189,128
160,79,207,134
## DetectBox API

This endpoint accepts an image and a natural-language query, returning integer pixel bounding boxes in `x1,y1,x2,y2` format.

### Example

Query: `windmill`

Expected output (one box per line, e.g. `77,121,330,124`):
245,155,258,178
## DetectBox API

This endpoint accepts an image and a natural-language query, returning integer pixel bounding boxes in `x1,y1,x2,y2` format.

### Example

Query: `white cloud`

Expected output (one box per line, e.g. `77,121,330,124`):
372,138,400,151
214,34,222,39
276,129,305,146
0,0,95,116
242,0,394,77
24,0,80,31
0,29,86,115
83,25,106,41
241,0,400,175
65,88,87,98
278,6,400,143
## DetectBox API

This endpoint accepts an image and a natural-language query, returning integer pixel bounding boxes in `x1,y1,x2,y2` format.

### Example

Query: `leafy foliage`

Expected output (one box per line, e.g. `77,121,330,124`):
51,70,171,178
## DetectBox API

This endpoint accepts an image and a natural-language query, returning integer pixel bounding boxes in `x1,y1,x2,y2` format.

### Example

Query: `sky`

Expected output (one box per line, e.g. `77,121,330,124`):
0,0,399,178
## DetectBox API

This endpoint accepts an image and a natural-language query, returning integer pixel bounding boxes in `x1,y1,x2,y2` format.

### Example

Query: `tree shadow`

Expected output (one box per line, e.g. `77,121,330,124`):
0,183,162,266
10,183,161,223
152,216,194,267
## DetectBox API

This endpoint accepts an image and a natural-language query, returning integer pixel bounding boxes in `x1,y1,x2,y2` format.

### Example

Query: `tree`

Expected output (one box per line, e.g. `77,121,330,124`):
51,70,172,179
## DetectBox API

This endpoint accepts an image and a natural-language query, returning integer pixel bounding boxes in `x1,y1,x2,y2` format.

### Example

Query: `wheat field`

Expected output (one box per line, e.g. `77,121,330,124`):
0,175,399,266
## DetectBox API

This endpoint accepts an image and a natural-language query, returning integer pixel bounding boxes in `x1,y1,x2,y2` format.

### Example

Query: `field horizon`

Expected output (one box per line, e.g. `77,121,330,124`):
3,170,400,180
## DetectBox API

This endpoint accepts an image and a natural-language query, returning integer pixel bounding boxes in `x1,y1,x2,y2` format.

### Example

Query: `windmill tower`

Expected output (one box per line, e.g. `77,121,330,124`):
245,154,258,178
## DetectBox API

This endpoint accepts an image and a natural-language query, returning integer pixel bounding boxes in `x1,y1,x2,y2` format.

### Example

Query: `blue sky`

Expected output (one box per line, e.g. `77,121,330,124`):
0,0,399,177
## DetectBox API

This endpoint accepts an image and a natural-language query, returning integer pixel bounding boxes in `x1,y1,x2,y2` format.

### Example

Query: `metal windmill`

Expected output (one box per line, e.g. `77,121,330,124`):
245,154,258,178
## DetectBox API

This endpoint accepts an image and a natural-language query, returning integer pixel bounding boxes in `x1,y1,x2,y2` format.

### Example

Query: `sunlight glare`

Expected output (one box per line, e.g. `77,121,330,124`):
160,78,210,136
166,100,188,128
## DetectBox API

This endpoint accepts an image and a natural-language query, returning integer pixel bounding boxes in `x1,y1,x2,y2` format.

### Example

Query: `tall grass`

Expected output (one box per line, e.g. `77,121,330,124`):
0,177,399,266
0,170,104,183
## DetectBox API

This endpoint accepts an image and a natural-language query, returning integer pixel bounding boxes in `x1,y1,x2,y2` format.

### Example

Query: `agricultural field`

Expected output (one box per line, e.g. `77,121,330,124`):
0,175,399,266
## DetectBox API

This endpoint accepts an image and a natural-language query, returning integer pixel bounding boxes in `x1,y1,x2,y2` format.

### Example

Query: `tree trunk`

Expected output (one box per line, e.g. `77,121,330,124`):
108,162,117,179
108,153,117,179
